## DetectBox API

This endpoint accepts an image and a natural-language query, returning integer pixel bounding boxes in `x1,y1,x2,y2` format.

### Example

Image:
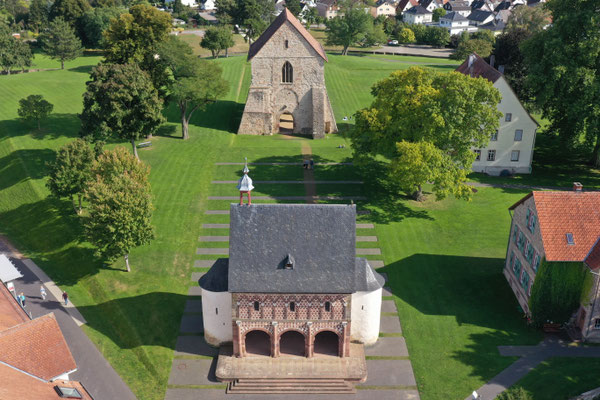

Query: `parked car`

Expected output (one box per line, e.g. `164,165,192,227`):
387,40,399,46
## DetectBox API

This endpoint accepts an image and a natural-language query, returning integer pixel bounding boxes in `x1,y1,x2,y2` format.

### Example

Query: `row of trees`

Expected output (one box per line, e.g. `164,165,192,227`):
47,141,154,272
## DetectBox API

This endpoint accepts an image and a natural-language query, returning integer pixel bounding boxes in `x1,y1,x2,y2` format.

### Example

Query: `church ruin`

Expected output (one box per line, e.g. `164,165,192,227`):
237,9,338,138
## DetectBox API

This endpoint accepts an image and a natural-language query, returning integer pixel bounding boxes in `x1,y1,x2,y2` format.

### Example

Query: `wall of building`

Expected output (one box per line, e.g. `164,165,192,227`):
237,20,337,137
503,195,544,315
472,76,538,176
581,273,600,342
201,288,233,346
351,288,382,345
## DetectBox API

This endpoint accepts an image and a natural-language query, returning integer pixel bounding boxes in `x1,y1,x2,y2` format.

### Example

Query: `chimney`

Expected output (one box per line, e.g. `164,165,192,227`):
468,54,476,77
489,54,495,68
498,65,505,74
573,182,583,192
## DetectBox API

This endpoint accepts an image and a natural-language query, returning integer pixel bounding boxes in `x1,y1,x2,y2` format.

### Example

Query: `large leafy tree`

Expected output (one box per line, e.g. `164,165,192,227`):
200,25,234,58
18,94,54,129
285,0,302,17
40,17,83,69
325,1,373,55
493,28,532,102
81,7,124,48
213,0,274,43
28,0,51,33
46,138,94,214
0,23,33,74
522,0,600,166
84,146,154,272
158,37,228,139
80,63,165,158
49,0,91,26
351,67,501,200
505,4,550,34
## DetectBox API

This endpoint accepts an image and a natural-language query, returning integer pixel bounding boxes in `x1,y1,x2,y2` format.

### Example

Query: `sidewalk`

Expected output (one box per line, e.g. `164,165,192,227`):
0,237,137,400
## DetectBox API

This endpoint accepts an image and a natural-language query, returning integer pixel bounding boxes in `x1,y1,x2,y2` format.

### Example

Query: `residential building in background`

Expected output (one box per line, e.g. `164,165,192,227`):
371,0,398,17
456,53,538,176
443,0,471,16
403,5,433,24
396,0,419,14
440,11,476,34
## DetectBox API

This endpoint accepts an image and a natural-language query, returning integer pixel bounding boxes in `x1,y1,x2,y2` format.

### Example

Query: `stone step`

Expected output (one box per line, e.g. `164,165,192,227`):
202,223,229,229
356,248,381,255
356,223,374,229
368,260,385,268
205,210,229,215
227,378,355,394
356,236,377,242
212,180,363,184
198,236,228,242
196,248,229,255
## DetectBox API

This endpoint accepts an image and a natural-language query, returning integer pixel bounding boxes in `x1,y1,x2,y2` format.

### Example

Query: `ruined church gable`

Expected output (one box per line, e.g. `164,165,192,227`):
252,22,321,60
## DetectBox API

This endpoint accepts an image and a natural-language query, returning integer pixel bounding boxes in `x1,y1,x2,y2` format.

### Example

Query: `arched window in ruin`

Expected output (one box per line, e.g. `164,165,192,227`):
282,61,293,83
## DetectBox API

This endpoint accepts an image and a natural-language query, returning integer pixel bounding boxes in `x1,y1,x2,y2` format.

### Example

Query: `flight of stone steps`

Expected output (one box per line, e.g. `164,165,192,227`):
226,378,356,394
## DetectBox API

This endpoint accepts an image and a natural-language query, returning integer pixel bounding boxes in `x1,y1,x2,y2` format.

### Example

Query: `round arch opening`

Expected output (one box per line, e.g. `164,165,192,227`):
313,330,339,357
278,112,294,134
279,330,305,357
245,330,271,357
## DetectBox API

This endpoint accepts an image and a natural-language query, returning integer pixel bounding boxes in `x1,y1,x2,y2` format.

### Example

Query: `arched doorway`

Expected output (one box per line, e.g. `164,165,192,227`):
313,331,339,357
279,112,294,134
279,331,305,357
245,330,271,357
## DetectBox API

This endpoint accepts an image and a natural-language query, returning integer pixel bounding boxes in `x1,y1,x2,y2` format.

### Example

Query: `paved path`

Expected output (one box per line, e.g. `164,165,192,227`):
465,337,600,400
372,44,454,58
0,237,136,400
302,142,317,204
468,181,600,191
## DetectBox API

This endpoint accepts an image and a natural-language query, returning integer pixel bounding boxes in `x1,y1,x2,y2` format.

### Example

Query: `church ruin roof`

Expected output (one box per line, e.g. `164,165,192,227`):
228,203,358,293
247,8,328,62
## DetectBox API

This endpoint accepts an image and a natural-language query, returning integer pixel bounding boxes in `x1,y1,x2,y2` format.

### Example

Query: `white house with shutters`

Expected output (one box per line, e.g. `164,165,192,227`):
456,53,539,176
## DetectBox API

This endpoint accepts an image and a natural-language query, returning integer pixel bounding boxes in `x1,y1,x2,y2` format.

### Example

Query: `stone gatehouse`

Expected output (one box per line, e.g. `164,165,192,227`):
237,9,337,138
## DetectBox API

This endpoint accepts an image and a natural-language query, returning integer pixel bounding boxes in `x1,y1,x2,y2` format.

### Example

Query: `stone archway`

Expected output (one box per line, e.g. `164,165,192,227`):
278,112,294,134
313,330,339,357
279,330,305,357
245,330,271,357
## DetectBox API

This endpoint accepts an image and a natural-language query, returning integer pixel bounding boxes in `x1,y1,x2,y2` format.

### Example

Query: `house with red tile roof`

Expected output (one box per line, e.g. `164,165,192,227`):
505,184,600,342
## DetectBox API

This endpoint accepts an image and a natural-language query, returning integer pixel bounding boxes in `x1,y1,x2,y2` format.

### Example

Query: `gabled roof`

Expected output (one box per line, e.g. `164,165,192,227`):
396,0,419,10
443,11,468,21
228,204,362,293
0,313,77,381
467,9,493,21
247,8,328,61
510,191,600,268
405,4,432,14
0,283,28,331
455,53,503,83
444,0,470,10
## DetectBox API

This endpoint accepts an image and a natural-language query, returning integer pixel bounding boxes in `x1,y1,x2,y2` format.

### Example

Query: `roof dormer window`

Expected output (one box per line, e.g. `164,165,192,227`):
566,233,574,245
284,254,294,269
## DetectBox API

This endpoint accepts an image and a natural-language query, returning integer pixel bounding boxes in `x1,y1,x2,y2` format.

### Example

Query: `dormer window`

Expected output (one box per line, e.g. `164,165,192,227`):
566,233,575,245
254,301,260,311
284,254,294,270
325,301,331,312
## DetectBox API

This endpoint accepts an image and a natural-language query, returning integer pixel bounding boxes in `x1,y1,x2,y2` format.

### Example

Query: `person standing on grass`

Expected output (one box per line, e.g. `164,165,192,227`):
40,285,47,301
62,291,69,306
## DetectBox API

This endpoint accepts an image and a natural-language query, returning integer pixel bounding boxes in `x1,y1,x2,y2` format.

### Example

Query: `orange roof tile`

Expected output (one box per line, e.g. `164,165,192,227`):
512,191,600,266
248,9,328,61
0,283,29,331
0,313,77,381
0,363,92,400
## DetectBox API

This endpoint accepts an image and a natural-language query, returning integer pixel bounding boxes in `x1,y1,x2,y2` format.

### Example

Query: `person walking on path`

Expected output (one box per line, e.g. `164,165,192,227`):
62,291,69,306
309,159,314,169
40,285,47,300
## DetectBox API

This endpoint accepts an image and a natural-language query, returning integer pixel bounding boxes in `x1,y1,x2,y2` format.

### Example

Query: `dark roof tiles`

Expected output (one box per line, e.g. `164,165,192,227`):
455,52,503,83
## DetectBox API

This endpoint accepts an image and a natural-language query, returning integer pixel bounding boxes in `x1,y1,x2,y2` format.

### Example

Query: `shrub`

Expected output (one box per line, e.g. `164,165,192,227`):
496,387,532,400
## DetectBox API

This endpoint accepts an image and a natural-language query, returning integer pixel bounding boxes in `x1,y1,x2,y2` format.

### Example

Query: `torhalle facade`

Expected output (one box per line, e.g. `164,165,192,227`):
237,9,338,138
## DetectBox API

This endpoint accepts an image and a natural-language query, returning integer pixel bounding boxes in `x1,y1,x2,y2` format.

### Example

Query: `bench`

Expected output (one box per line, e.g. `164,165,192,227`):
137,141,152,148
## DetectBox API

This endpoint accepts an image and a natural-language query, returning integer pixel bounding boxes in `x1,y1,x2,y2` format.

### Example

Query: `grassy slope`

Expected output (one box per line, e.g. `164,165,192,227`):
0,54,595,400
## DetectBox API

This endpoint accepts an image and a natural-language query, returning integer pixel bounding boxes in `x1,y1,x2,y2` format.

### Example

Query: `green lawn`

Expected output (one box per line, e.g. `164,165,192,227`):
0,52,595,400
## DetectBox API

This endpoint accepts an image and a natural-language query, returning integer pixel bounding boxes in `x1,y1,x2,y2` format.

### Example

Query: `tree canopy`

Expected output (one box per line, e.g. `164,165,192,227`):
18,94,54,129
80,63,165,158
49,0,91,26
351,67,501,199
285,0,302,17
46,138,94,214
325,1,373,55
81,7,124,48
84,146,154,271
40,17,83,69
200,25,234,58
522,0,600,165
214,0,274,42
0,23,33,74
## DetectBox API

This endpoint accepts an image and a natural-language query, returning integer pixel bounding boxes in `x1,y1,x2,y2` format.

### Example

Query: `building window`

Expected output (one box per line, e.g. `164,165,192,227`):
509,251,515,269
514,129,523,141
513,225,519,244
491,130,498,141
487,150,496,161
513,257,522,278
595,319,600,329
325,301,331,312
533,253,541,272
517,231,525,252
526,209,536,233
290,302,295,312
284,39,289,49
520,270,530,291
253,301,259,311
215,307,218,315
505,113,512,122
474,149,481,161
511,150,520,161
282,61,293,83
55,387,83,399
566,233,575,245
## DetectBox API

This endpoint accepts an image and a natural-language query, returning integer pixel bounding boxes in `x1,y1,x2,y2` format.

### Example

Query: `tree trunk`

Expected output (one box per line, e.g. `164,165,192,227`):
342,45,349,56
413,185,424,201
226,47,229,57
77,194,82,214
131,138,139,159
124,254,131,272
591,138,600,167
61,59,64,70
180,102,190,140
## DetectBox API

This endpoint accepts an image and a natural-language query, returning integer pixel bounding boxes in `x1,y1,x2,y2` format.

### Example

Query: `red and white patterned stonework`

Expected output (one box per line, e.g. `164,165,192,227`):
231,293,352,358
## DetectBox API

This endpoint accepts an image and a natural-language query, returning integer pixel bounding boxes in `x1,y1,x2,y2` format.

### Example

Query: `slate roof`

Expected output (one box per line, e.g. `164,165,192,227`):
443,11,468,21
467,9,493,21
444,0,470,11
455,52,502,83
199,259,229,292
228,204,381,293
247,8,328,61
396,0,419,10
0,313,77,381
355,259,386,292
405,5,431,14
509,191,600,269
479,18,506,31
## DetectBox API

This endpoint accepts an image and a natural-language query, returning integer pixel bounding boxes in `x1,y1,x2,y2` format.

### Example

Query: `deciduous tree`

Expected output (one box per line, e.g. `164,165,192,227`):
49,0,91,27
200,25,234,58
432,7,445,22
40,17,83,69
81,7,124,48
214,0,274,43
396,27,414,44
351,67,501,200
18,94,53,129
84,146,154,272
80,63,164,158
522,0,600,166
325,1,372,55
285,0,302,17
505,4,550,34
28,0,51,33
0,23,33,74
46,138,94,214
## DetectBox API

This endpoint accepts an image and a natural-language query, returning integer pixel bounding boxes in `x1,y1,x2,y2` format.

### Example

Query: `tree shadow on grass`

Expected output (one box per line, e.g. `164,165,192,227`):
156,124,179,139
0,113,81,141
68,65,95,74
0,148,55,191
164,99,245,134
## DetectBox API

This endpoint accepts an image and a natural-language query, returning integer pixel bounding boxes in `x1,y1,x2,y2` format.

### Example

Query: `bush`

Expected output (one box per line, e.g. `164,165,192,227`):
397,27,415,44
496,387,532,400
